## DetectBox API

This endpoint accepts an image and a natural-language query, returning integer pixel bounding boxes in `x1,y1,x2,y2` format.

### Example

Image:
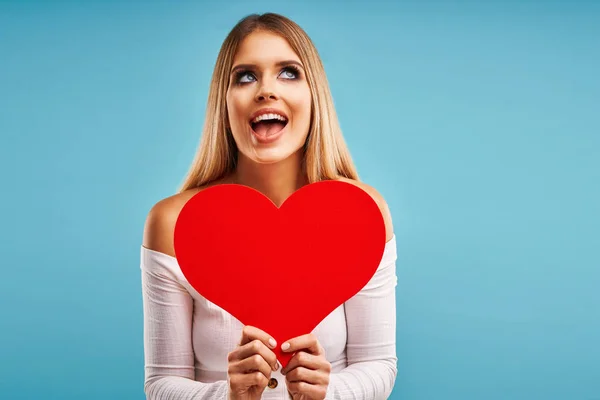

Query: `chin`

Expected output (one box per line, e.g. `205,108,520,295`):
249,149,294,164
243,143,304,165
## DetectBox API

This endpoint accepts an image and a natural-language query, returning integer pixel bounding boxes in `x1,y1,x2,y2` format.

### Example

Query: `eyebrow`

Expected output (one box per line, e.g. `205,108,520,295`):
230,60,304,74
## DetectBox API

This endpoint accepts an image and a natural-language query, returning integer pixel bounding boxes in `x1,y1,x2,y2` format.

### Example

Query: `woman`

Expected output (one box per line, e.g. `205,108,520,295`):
141,13,398,400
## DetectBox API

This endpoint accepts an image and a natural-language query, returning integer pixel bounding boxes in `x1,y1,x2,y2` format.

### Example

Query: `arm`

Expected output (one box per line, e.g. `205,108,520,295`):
326,183,399,400
325,236,398,400
141,197,229,400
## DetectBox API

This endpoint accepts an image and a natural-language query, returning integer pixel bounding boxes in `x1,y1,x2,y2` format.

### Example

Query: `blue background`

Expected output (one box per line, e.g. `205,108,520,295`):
1,1,598,399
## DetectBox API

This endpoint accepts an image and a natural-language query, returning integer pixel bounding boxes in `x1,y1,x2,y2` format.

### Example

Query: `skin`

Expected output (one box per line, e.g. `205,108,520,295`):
225,29,313,208
226,325,279,400
280,333,332,400
143,30,394,400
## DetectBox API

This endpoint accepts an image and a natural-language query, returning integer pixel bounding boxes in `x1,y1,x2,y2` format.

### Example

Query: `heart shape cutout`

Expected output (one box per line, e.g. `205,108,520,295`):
173,180,386,368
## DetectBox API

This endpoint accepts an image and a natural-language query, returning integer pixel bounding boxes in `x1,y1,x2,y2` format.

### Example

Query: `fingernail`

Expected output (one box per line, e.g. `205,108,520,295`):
281,342,290,351
269,338,277,348
274,361,280,370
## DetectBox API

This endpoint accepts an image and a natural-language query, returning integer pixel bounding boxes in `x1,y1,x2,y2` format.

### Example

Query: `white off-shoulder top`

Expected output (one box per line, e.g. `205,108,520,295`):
140,235,398,399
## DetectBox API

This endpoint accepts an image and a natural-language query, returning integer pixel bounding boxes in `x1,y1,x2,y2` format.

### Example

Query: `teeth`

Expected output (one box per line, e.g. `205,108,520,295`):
251,113,288,123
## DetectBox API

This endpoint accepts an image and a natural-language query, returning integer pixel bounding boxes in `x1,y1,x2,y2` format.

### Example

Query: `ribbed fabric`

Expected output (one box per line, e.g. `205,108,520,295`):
140,235,398,399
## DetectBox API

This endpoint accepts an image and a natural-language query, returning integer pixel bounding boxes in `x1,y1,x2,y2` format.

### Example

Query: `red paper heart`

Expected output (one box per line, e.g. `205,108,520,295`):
173,180,386,368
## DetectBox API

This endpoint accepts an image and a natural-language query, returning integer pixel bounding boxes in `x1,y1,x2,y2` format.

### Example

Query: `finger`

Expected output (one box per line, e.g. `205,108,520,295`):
229,339,279,371
287,381,327,400
230,371,269,390
285,366,329,385
281,333,322,355
281,351,327,375
229,354,273,380
239,325,277,349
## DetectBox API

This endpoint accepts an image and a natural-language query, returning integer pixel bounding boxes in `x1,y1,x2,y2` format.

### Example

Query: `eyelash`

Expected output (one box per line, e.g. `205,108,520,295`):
234,65,301,84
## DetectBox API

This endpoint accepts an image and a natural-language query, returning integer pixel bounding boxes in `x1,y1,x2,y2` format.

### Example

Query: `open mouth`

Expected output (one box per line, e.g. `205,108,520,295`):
250,114,289,140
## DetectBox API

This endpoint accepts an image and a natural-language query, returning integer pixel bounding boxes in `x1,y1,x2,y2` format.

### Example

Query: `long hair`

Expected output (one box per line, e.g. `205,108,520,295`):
178,13,358,192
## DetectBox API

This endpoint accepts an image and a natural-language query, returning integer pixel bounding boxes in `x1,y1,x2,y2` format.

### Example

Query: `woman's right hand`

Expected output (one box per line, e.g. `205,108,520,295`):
227,325,280,400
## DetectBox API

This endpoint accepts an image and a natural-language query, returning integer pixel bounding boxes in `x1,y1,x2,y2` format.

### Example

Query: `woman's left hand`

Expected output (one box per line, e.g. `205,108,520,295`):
280,333,331,400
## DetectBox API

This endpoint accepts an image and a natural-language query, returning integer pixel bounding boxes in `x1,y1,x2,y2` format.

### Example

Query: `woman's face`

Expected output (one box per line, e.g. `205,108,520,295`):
226,30,312,165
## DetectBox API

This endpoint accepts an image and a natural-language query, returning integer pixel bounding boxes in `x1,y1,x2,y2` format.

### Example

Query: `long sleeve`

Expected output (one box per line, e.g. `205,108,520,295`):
140,247,229,400
325,235,398,400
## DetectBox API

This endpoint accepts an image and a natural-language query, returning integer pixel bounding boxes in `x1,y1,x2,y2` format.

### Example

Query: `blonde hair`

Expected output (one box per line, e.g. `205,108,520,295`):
178,13,358,192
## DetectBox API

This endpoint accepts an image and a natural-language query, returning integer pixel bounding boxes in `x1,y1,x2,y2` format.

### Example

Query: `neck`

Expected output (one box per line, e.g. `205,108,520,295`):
231,150,308,207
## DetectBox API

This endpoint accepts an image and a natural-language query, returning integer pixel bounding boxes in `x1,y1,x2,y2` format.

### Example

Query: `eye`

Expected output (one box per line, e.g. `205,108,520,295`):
237,71,256,83
279,66,299,80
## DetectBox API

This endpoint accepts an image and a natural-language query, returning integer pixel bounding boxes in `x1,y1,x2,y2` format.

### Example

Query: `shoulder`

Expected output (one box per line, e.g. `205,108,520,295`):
335,177,394,242
142,188,201,257
143,179,229,257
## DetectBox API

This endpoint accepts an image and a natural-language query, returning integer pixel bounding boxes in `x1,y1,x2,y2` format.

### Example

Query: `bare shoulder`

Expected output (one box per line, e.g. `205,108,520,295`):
336,177,394,242
142,188,200,257
142,178,230,256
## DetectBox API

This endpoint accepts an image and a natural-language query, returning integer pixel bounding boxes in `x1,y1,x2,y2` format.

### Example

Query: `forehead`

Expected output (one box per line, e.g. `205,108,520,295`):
233,30,300,65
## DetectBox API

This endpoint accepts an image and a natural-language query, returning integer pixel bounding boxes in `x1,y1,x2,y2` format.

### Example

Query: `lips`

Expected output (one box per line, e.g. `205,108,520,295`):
248,107,289,123
248,108,289,142
250,121,288,144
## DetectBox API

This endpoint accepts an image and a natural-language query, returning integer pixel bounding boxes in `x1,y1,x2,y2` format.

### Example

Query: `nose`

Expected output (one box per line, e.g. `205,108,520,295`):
255,81,279,102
